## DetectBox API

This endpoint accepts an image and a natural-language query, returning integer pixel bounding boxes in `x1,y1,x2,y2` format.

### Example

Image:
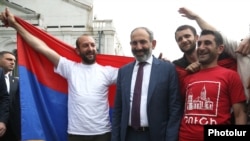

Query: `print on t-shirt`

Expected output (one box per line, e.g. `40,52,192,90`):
184,81,220,125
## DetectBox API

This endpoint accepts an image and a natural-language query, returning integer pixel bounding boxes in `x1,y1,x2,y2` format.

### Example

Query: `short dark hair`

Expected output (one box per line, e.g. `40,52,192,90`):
0,51,15,58
200,30,223,46
175,25,197,40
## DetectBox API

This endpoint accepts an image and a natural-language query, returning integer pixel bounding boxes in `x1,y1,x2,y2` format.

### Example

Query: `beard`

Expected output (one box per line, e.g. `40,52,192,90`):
198,51,217,65
180,41,196,55
132,47,152,62
80,52,96,64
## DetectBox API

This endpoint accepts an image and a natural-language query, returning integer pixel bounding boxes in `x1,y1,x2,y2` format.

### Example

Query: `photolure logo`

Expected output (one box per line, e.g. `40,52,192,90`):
204,125,250,141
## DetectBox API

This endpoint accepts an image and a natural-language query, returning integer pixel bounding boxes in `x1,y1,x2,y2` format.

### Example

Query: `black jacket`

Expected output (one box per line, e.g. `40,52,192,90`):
0,68,9,124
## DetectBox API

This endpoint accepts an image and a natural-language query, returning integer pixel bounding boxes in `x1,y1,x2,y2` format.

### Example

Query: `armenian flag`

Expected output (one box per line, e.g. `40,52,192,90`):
16,17,134,141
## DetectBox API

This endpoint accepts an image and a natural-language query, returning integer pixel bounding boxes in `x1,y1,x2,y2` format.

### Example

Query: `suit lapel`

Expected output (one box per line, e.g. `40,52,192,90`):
125,62,136,105
147,57,160,104
9,76,16,96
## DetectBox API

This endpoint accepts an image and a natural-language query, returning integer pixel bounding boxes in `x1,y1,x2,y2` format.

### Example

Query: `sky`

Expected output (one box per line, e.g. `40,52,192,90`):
93,0,250,61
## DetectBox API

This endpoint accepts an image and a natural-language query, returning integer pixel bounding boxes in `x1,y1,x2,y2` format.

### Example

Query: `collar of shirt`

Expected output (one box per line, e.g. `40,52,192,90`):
5,74,10,93
135,55,153,66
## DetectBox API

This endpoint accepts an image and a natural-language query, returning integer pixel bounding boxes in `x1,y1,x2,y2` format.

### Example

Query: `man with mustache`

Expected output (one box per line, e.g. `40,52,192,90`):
173,7,250,125
178,29,247,141
174,7,250,101
111,27,183,141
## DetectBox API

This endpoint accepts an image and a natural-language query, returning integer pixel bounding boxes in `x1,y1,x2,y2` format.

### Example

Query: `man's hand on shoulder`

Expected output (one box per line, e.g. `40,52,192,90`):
158,52,171,62
185,61,201,73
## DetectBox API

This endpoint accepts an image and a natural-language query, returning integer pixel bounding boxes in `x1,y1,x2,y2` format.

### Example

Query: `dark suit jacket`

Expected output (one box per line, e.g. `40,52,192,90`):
0,74,20,141
112,57,183,141
7,75,20,140
0,68,9,125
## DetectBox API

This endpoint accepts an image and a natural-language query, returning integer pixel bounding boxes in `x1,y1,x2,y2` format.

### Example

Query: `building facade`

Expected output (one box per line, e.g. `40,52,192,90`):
0,0,124,76
0,0,124,55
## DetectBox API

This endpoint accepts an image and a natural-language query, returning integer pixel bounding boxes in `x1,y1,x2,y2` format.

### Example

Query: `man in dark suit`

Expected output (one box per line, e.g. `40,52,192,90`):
111,27,183,141
0,67,9,138
0,51,20,141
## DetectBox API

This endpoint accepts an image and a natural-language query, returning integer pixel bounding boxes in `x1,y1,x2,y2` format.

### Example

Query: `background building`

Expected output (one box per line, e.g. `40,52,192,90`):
0,0,124,76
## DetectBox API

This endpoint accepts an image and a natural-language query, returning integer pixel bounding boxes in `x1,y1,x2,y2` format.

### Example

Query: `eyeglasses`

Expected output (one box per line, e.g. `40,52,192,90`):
130,40,148,46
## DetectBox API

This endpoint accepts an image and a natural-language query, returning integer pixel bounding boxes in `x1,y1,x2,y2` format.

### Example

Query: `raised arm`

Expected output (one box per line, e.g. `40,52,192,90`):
0,8,60,67
179,7,250,56
178,7,217,31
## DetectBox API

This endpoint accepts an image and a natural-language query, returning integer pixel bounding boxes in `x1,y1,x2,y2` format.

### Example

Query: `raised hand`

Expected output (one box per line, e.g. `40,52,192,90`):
178,7,198,20
0,8,16,27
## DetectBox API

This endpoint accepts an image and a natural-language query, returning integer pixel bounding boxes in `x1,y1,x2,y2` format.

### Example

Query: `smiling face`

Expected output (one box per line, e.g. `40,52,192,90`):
75,35,97,64
197,34,223,68
130,28,156,62
175,28,198,55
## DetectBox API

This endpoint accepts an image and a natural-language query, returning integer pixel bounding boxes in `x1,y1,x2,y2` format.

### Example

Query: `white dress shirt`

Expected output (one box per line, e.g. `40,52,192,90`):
5,74,10,93
129,55,153,127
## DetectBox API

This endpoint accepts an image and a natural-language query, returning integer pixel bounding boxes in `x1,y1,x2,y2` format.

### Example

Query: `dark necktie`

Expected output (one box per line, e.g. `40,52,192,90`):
131,62,146,129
